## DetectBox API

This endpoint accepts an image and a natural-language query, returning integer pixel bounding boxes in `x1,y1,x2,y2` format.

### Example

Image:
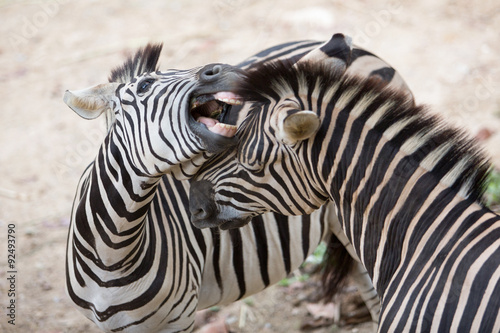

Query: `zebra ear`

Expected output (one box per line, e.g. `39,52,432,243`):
279,110,320,145
63,83,120,119
294,33,352,72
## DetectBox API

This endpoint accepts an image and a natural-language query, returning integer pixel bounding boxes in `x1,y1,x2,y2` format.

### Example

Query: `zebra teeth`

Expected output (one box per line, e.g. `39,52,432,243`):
195,116,238,138
214,92,243,105
216,98,242,105
190,97,199,110
207,122,238,137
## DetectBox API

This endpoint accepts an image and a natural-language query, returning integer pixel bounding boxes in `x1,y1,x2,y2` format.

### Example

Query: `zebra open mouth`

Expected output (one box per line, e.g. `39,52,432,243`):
190,92,242,138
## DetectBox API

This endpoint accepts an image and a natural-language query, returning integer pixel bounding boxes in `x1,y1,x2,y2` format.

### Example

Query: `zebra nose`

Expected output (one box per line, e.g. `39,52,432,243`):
199,64,223,82
189,180,217,222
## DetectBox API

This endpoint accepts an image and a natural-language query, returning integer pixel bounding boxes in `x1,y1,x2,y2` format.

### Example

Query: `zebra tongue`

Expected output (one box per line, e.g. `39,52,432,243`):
197,116,237,138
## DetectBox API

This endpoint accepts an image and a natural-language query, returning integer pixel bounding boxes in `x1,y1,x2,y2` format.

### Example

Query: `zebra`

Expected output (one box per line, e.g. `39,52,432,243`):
188,60,500,332
63,34,411,332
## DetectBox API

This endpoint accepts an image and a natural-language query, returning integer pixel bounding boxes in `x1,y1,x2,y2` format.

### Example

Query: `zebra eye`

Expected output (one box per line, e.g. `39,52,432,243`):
137,78,156,95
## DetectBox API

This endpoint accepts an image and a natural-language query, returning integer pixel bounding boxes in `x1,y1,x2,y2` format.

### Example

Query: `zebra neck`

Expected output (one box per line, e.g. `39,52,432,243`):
71,131,163,267
310,103,494,298
102,131,162,219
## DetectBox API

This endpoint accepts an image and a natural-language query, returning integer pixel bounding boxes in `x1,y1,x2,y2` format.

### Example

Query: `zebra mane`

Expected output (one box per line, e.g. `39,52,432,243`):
108,43,163,83
237,60,492,204
102,43,163,129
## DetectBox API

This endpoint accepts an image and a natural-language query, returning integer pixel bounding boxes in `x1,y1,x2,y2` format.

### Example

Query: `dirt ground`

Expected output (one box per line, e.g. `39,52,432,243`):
1,0,499,332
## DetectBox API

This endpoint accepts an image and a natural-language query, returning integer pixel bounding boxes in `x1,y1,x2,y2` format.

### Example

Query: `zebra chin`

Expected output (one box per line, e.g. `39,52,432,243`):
187,117,239,154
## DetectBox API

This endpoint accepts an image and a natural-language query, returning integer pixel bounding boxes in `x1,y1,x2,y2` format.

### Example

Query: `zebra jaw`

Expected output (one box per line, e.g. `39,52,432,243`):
190,92,242,138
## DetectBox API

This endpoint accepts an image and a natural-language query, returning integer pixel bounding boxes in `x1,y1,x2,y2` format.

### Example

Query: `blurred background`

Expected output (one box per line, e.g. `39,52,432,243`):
0,0,499,332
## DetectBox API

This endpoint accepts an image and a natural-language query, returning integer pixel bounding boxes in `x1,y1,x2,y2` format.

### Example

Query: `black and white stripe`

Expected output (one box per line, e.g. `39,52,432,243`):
65,45,334,333
64,35,411,332
189,60,500,332
68,164,334,332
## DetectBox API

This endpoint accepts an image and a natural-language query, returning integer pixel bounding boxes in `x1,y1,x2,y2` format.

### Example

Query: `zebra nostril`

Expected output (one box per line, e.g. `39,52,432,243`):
200,64,223,82
191,207,208,219
189,180,217,222
190,203,215,223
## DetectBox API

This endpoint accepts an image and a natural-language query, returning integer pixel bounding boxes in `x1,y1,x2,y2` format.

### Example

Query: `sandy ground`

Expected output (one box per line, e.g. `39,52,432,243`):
0,0,499,332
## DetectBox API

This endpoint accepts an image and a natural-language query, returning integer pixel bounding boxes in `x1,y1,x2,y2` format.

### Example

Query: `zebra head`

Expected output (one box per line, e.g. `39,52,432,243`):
63,43,245,179
189,61,336,230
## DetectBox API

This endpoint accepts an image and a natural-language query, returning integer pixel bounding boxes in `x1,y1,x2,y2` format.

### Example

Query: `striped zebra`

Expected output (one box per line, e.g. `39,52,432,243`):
63,35,410,332
189,60,500,332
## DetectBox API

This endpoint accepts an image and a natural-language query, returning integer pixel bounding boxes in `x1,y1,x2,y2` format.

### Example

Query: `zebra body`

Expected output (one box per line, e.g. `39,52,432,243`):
64,34,409,332
189,61,500,332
